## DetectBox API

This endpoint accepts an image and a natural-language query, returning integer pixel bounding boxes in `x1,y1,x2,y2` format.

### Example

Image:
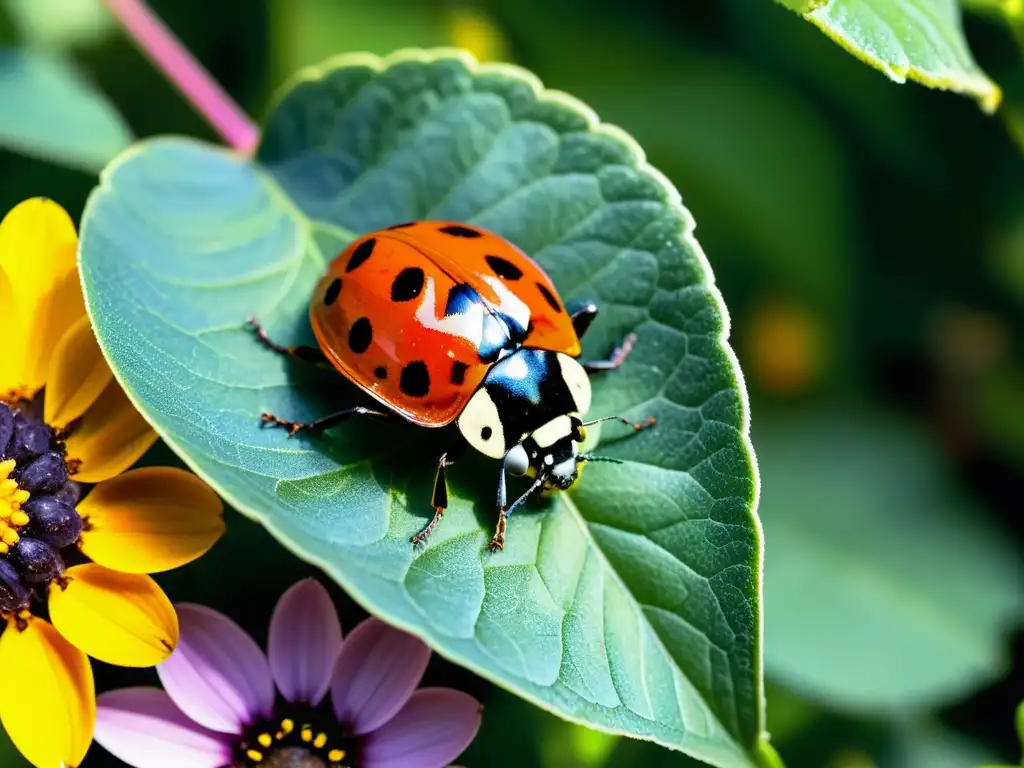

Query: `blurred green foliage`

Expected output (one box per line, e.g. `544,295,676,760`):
0,49,129,171
0,0,1022,766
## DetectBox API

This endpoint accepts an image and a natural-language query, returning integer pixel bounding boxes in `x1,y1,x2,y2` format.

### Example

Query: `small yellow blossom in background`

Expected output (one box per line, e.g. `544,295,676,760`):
445,5,511,63
745,296,825,396
0,198,225,768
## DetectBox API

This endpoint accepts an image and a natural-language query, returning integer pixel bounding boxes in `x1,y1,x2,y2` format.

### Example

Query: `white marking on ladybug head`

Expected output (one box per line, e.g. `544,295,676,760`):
457,388,506,459
531,415,573,449
557,353,591,416
551,456,578,484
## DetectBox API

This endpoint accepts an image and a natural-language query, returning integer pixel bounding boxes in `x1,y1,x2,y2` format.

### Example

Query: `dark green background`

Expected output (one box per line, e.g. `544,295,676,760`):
1,1,1022,766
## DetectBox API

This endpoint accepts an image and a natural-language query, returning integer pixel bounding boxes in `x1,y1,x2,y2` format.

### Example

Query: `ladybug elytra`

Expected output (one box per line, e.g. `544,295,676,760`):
250,221,653,551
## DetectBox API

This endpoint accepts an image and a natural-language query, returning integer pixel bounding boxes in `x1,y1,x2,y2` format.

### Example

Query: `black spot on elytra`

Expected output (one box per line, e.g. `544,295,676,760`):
537,282,562,312
323,278,342,306
348,317,373,353
481,426,493,441
391,267,425,302
374,366,387,379
400,361,430,397
485,255,523,280
450,361,468,385
439,224,481,238
346,238,376,272
386,222,415,230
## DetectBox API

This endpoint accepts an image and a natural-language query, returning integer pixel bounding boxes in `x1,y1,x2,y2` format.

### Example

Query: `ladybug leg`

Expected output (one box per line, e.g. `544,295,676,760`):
568,300,638,372
581,332,638,373
566,300,599,341
260,406,395,437
411,453,453,545
489,474,545,552
247,317,328,366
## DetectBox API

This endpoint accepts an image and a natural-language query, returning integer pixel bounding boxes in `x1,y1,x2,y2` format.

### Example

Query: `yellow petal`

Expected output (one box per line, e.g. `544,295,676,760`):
63,379,157,484
0,267,23,400
0,615,95,768
77,467,224,574
48,564,178,668
44,314,114,428
0,198,84,397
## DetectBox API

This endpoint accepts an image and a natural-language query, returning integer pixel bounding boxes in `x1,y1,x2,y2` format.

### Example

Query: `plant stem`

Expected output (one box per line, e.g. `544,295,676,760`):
101,0,260,154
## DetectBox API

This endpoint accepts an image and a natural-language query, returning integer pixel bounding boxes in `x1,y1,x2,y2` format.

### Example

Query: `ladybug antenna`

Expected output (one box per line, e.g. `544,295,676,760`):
509,474,547,514
578,454,624,465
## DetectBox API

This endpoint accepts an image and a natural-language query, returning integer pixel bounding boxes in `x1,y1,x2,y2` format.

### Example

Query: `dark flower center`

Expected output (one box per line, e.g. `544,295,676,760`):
0,400,83,612
231,704,355,768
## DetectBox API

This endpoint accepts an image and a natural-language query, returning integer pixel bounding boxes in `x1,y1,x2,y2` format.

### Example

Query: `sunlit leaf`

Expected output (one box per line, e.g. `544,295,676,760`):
80,51,765,766
3,0,114,49
759,409,1024,712
772,0,1001,112
0,48,131,172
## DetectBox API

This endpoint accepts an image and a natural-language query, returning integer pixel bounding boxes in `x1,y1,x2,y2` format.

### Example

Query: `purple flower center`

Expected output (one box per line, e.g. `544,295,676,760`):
0,400,84,612
231,705,355,768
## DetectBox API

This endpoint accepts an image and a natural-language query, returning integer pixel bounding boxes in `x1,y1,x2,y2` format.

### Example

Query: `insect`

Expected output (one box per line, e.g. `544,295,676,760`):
249,221,653,551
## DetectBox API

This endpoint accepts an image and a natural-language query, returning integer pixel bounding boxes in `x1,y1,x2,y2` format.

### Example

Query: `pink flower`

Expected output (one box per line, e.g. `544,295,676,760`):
92,579,482,768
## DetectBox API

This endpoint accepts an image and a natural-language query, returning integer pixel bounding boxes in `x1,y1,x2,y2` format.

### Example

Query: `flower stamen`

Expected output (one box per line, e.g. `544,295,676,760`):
0,402,85,608
238,712,351,768
0,459,31,555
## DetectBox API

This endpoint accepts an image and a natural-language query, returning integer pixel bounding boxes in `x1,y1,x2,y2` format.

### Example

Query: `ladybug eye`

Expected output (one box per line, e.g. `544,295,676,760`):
505,444,529,476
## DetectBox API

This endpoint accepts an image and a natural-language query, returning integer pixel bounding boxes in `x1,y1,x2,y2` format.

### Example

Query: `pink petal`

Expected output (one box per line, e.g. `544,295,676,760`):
268,578,343,706
361,689,482,768
157,603,274,733
95,687,233,768
330,617,431,734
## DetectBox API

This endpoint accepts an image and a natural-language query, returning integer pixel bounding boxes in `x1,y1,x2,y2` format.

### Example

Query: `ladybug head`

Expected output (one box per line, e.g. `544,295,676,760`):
500,424,584,492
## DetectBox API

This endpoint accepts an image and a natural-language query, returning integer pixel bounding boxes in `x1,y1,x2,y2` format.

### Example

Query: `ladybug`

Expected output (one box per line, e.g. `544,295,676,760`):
249,221,653,551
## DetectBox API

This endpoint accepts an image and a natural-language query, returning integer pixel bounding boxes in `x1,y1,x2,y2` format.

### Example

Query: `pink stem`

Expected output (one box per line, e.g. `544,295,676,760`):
102,0,260,154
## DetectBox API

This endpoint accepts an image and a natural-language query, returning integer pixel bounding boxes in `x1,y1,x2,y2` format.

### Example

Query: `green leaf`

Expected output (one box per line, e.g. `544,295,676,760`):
889,721,1005,768
773,0,1002,112
1017,699,1024,757
759,409,1024,712
3,0,114,49
79,50,765,766
0,48,131,172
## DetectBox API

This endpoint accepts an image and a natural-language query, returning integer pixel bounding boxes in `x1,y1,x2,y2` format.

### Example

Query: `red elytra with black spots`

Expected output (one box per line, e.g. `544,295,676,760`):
310,221,580,426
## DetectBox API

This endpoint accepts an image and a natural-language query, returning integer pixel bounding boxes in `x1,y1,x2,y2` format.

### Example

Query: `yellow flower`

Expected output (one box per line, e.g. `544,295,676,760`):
0,198,226,768
445,5,510,63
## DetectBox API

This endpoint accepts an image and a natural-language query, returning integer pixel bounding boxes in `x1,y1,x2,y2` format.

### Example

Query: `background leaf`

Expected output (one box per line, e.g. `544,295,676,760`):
772,0,1002,112
0,48,131,172
79,51,765,766
758,409,1023,712
885,721,1005,768
2,0,114,50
